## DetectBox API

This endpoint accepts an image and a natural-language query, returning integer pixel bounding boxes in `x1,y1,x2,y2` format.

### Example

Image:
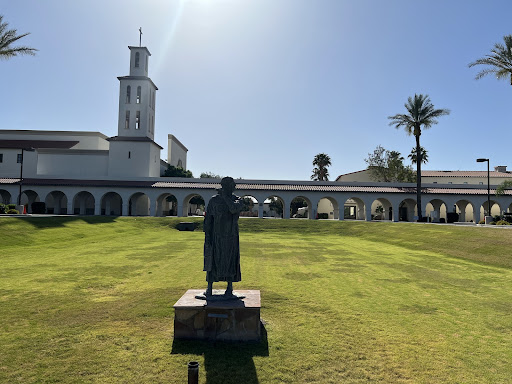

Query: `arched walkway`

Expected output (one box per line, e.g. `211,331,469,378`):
425,198,448,222
240,195,259,218
291,196,311,219
45,191,68,214
0,189,12,205
399,198,417,222
317,196,339,219
370,198,392,221
264,195,284,218
73,191,95,215
155,193,178,217
343,197,365,220
129,192,150,216
101,192,122,216
20,190,40,214
183,194,205,217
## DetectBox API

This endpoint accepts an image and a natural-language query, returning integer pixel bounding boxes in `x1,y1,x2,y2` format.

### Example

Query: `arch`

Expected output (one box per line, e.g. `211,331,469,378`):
370,198,392,221
455,199,475,223
425,198,449,223
128,192,150,216
183,193,206,217
263,195,285,218
239,195,259,218
135,52,140,67
101,192,122,216
481,199,502,219
317,196,339,220
398,198,417,222
73,191,95,215
45,191,68,214
291,196,312,219
343,197,366,220
126,85,131,103
156,193,178,217
0,189,11,204
19,190,40,213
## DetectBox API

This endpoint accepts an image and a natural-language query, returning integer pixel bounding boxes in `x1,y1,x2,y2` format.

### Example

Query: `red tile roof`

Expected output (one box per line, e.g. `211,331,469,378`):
2,178,510,195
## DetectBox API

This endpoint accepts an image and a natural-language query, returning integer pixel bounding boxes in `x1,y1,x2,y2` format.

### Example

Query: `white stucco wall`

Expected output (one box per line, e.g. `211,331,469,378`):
108,141,160,178
37,150,109,177
168,134,188,170
0,149,38,178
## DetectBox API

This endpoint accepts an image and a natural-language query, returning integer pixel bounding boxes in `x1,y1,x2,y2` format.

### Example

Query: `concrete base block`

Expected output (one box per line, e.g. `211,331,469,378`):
173,289,261,341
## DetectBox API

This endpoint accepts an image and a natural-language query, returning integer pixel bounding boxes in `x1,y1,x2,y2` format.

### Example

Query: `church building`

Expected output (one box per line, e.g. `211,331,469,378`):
0,45,187,181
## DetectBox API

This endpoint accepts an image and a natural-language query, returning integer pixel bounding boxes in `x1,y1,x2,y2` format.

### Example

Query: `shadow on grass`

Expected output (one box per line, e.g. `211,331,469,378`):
171,324,268,384
14,216,119,228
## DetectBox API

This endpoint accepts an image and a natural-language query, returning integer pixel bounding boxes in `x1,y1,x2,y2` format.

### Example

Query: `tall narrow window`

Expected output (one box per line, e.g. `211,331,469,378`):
145,55,148,72
0,153,3,163
135,52,140,68
136,86,141,104
17,154,23,163
126,86,131,103
125,111,130,129
149,91,152,109
153,91,155,108
128,151,131,159
135,111,140,129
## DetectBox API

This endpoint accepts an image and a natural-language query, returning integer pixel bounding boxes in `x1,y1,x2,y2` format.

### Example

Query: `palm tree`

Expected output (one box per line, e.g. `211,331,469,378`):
388,94,449,221
311,153,331,181
408,146,428,165
469,35,512,85
0,15,37,60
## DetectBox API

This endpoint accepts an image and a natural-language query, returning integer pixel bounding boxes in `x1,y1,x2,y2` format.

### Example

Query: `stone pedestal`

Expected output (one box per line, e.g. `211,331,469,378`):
173,289,261,341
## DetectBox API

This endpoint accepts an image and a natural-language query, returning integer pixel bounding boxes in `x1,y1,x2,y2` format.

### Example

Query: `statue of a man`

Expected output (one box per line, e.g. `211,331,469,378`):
202,177,244,298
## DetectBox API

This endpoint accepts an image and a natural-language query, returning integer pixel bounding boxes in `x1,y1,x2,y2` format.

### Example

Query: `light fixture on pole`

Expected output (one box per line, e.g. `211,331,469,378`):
476,158,490,218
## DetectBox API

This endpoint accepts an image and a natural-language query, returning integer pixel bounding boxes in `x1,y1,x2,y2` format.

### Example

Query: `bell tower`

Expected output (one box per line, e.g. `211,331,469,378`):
108,43,162,178
116,46,158,140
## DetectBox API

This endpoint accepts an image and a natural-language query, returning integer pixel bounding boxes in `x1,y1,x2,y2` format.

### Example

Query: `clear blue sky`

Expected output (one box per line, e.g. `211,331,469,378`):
2,0,512,180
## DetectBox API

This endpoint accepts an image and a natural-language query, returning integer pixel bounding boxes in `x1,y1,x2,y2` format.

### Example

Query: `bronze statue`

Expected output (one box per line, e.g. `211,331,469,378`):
200,177,244,300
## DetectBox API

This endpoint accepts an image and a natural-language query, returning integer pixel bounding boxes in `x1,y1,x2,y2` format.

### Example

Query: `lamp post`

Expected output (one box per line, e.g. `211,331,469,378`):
17,147,35,207
476,158,491,218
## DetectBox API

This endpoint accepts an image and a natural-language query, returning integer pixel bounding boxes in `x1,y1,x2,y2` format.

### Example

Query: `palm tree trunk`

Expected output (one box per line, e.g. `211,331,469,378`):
415,134,422,221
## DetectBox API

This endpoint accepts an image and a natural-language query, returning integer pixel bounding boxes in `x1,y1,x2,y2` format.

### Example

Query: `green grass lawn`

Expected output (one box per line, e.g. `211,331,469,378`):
1,217,511,383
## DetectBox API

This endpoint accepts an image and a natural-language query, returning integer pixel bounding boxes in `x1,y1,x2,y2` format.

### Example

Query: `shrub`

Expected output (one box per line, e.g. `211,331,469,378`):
0,203,5,214
495,220,510,226
478,220,485,224
317,213,328,219
439,218,446,223
31,202,46,214
493,215,502,223
6,209,19,214
7,204,16,210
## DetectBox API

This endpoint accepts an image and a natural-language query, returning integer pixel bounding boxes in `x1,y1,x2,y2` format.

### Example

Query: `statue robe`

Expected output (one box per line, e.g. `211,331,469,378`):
203,193,243,282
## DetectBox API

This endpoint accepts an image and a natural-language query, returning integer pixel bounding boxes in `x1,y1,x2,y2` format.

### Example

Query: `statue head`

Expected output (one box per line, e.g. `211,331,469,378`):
220,177,236,195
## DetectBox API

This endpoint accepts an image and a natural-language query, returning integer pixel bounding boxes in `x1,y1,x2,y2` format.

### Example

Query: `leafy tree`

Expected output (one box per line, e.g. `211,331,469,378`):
163,165,193,178
0,15,37,60
311,153,331,181
268,197,283,217
408,146,429,165
200,171,222,179
388,94,450,220
496,180,512,196
469,35,512,86
241,197,254,212
365,145,415,182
